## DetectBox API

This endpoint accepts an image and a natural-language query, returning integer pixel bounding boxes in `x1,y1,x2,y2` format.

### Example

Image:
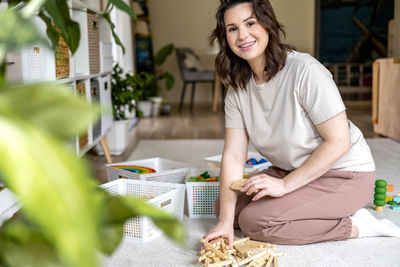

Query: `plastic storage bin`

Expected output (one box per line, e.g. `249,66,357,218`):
205,151,272,172
185,168,256,219
186,168,220,219
106,157,190,183
101,179,186,242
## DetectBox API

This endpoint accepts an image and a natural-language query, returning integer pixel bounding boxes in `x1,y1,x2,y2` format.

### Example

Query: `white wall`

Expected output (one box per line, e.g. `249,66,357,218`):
148,0,315,104
111,0,135,74
270,0,315,55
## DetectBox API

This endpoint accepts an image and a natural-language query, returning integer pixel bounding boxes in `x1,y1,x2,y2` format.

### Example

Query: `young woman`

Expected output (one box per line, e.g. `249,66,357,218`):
204,0,400,247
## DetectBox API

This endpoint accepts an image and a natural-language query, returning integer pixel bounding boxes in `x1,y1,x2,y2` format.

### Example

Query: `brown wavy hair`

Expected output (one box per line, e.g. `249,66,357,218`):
210,0,291,89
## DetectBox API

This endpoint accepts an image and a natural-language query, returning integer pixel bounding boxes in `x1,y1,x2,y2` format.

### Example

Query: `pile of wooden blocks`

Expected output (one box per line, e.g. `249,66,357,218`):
198,237,285,267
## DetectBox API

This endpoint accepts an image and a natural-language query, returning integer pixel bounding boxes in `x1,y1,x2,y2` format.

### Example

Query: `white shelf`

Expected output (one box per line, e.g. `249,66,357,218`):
5,0,113,158
0,188,21,225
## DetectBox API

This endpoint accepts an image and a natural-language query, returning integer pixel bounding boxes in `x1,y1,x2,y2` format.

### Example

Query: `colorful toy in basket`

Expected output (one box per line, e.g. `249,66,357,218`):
188,171,220,182
106,158,190,183
205,152,272,171
113,165,156,174
246,157,268,165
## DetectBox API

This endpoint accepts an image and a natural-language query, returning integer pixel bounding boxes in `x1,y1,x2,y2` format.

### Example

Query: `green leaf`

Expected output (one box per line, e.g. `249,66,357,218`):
38,11,61,51
102,12,125,54
0,9,46,50
160,72,174,90
43,0,80,55
0,217,65,267
0,116,102,267
108,0,137,20
154,44,174,66
0,83,100,140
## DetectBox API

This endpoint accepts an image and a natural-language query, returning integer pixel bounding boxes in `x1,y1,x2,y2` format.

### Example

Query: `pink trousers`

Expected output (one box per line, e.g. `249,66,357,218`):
214,167,375,245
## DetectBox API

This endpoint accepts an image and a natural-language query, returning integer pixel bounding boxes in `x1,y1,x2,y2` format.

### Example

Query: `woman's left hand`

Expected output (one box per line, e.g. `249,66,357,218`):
241,173,288,200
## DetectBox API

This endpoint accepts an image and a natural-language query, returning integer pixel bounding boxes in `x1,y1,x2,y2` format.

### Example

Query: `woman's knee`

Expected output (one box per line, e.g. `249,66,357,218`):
237,205,267,235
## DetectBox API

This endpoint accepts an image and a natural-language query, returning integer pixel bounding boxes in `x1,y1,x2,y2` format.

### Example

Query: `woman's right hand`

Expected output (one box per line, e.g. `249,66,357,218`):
203,219,234,249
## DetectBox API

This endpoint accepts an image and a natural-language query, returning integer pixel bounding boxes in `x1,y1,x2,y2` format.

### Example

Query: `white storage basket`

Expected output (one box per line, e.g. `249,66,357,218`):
186,168,221,219
185,168,259,219
106,157,190,183
101,179,186,242
205,152,272,172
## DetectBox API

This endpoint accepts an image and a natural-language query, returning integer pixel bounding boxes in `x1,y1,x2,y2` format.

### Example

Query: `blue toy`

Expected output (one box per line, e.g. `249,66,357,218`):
258,158,268,164
246,157,269,165
246,158,257,165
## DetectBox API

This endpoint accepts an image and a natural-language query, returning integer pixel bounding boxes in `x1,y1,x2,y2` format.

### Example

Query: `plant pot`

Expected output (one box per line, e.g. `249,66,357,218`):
108,120,129,155
124,100,137,119
96,120,129,156
137,100,153,117
150,96,163,117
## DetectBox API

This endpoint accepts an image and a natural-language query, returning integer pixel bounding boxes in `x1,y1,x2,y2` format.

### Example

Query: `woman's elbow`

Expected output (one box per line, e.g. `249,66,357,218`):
339,134,351,155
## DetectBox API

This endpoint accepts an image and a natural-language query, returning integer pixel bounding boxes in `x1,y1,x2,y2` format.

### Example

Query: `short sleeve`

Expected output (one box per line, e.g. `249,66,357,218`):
299,62,346,125
224,87,246,128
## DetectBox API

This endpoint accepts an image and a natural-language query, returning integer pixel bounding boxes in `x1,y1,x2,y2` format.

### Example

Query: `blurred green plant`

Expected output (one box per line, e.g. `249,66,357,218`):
134,44,175,100
111,63,141,120
0,1,185,266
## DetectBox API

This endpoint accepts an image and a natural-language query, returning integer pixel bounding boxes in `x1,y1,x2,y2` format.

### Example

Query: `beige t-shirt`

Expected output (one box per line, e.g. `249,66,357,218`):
225,51,375,172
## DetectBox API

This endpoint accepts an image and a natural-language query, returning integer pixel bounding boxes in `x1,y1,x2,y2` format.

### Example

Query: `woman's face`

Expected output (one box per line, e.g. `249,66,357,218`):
224,3,269,66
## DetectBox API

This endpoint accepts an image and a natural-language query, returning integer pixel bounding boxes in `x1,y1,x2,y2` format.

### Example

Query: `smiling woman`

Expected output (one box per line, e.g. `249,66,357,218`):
223,3,270,81
201,0,399,249
210,0,290,90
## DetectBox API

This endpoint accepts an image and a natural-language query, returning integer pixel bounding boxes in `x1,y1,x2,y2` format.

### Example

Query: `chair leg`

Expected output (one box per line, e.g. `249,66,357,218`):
190,82,196,111
179,82,187,112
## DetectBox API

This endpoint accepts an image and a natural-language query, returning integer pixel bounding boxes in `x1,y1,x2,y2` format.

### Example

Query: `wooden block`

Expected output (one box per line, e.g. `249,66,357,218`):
231,178,247,191
201,239,230,260
207,259,234,267
271,252,286,257
233,237,250,245
273,256,279,267
237,250,267,266
212,256,220,262
198,251,213,262
254,259,267,267
210,237,225,247
244,240,272,248
248,253,269,267
235,241,266,256
265,255,274,267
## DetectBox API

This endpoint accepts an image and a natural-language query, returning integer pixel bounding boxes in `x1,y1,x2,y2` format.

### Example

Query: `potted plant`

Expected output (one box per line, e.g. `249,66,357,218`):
106,64,141,155
134,44,175,117
129,71,155,117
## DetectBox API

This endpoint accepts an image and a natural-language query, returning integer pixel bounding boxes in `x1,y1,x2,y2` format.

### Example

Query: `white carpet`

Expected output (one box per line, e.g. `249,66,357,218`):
104,138,400,267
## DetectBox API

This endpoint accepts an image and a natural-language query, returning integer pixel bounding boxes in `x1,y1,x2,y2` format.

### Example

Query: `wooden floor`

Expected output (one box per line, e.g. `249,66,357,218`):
87,101,378,182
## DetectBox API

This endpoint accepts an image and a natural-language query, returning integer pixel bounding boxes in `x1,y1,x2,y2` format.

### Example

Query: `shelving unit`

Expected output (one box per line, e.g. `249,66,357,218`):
5,0,114,161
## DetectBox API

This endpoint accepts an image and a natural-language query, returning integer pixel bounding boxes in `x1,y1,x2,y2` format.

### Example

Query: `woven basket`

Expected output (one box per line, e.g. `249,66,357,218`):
55,31,70,79
76,81,88,149
87,12,100,74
